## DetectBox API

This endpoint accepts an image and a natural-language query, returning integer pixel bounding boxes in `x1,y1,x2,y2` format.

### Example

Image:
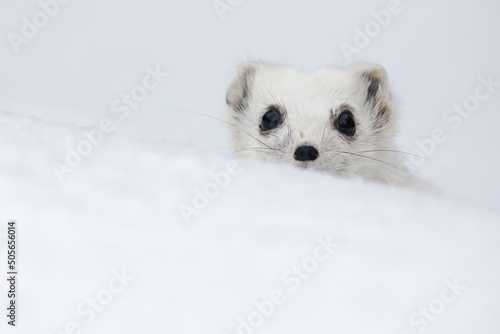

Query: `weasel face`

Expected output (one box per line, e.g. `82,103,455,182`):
226,62,397,180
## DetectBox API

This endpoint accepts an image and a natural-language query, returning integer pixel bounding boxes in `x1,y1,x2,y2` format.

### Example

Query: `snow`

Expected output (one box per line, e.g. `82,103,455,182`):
1,0,500,333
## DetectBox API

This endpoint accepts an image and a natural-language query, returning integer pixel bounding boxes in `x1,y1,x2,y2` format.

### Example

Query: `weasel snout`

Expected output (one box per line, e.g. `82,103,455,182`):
294,145,319,162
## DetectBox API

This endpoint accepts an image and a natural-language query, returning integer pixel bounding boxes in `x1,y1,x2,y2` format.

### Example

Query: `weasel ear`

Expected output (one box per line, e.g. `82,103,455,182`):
350,63,394,129
226,62,257,112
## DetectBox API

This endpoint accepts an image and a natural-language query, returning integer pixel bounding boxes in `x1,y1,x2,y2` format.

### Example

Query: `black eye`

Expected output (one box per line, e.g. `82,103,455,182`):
260,107,281,131
336,111,356,136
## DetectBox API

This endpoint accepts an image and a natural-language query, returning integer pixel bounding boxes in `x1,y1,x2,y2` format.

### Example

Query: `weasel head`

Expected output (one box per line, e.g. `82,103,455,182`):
225,62,397,181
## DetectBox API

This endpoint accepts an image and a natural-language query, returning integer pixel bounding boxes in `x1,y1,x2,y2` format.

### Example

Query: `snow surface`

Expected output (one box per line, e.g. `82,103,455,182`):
1,112,499,334
1,0,500,333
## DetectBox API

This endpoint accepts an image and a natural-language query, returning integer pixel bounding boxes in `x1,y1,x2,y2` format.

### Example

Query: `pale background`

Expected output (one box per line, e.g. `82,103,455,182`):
1,1,499,333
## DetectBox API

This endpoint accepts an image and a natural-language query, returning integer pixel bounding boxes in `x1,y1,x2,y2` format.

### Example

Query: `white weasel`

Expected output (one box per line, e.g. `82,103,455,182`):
225,62,403,183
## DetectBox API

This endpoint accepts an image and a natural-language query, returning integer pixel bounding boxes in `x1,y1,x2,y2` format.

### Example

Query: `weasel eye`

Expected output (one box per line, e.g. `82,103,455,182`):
260,107,281,131
336,111,356,136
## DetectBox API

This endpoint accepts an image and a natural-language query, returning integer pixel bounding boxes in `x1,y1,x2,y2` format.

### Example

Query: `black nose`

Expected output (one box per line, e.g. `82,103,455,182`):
294,145,319,162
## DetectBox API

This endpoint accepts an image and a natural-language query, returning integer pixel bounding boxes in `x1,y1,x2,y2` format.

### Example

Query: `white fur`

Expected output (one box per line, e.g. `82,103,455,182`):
225,62,402,183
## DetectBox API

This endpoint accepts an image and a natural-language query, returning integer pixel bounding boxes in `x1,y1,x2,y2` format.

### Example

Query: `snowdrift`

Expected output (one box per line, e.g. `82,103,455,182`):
1,112,499,334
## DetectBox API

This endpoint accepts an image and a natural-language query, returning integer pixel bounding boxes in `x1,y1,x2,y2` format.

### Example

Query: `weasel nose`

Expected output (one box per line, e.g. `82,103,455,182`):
294,145,319,162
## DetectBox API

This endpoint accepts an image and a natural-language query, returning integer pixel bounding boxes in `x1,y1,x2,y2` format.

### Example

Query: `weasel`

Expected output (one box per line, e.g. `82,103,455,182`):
225,62,403,184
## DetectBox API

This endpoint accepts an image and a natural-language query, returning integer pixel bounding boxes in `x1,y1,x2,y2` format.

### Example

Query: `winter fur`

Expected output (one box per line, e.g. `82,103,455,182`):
225,62,401,183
